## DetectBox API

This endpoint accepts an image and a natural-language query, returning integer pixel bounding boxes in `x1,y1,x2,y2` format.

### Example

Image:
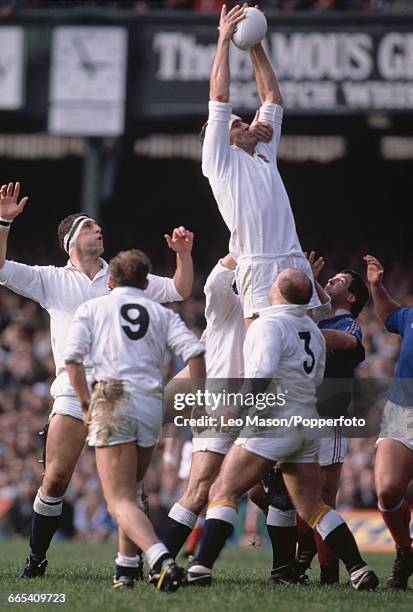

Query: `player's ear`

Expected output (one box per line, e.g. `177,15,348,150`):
347,291,356,304
108,275,115,289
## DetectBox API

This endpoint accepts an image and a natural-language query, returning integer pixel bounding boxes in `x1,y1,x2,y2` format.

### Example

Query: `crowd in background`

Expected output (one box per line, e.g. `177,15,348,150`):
1,0,412,14
0,250,412,542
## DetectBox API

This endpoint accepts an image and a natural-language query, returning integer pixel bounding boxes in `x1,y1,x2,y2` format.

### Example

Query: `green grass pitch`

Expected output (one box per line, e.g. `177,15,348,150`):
0,539,411,612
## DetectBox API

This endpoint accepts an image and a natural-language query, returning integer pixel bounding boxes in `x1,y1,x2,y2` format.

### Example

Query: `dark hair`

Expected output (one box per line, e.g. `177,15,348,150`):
109,249,151,289
279,273,312,305
341,269,369,317
57,212,89,253
199,120,208,145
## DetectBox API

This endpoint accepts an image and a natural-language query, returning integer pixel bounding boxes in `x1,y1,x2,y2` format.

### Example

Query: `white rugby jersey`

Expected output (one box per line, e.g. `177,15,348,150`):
244,304,326,414
203,261,245,378
0,259,182,380
64,286,205,397
202,101,302,260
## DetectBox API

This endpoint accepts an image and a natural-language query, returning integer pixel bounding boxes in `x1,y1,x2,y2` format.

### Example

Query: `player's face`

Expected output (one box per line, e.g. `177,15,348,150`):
324,272,353,300
230,119,258,150
76,219,104,256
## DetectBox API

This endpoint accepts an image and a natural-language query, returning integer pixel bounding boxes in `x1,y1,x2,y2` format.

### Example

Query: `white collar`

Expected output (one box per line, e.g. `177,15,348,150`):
334,308,352,316
112,286,145,296
258,303,309,317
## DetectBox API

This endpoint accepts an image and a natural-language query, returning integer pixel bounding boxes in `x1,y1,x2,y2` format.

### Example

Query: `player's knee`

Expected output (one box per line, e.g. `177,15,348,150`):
42,471,71,497
183,477,213,513
378,483,404,510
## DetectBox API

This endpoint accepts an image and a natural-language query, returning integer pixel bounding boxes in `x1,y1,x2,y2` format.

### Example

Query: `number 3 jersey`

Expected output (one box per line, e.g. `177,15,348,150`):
244,304,326,416
64,286,205,397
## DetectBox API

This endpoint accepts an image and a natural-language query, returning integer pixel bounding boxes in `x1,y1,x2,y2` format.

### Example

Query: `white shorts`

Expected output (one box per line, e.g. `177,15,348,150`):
376,400,413,452
50,395,84,422
49,371,94,422
236,253,320,318
87,382,163,448
178,440,193,481
235,430,320,464
192,433,236,455
319,428,348,467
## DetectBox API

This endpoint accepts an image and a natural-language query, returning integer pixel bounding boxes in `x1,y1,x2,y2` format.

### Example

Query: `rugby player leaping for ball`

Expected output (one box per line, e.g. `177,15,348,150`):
201,3,319,327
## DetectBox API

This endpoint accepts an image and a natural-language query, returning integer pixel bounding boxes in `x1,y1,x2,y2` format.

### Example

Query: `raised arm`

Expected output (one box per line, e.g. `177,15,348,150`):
364,255,399,323
0,182,28,268
305,251,332,322
164,226,194,299
210,4,246,102
249,42,282,105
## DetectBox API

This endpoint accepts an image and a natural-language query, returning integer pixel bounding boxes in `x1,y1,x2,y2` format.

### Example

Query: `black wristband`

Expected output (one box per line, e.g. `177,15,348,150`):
0,219,12,227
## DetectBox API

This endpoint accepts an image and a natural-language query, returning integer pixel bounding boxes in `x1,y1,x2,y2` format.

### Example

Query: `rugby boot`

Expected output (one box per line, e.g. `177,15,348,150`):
149,560,186,592
268,563,297,585
387,547,413,591
186,560,212,586
112,575,134,591
21,554,48,578
349,565,379,591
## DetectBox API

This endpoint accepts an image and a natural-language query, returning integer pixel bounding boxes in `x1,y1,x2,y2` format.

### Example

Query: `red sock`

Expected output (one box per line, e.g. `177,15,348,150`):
380,499,412,549
296,515,317,568
297,515,312,538
186,518,205,555
315,530,339,569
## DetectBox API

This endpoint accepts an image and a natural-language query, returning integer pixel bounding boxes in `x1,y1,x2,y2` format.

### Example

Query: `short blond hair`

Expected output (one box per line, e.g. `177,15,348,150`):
109,249,151,289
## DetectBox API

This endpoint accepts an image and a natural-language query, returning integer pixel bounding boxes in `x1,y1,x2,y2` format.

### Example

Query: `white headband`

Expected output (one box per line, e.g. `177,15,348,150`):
63,216,93,254
229,114,241,130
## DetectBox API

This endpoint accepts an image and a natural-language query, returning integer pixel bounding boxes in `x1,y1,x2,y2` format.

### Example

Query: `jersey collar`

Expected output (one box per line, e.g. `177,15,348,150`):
258,303,309,317
65,257,108,280
334,308,352,316
111,286,146,296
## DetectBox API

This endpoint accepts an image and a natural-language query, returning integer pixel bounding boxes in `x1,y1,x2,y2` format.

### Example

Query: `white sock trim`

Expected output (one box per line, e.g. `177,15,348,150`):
169,502,198,529
115,553,140,568
267,506,297,527
316,509,344,540
33,488,63,517
206,505,238,528
378,499,404,513
145,542,169,570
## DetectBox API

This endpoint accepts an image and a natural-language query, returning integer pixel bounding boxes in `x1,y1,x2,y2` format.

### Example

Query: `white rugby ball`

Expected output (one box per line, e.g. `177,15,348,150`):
232,7,268,51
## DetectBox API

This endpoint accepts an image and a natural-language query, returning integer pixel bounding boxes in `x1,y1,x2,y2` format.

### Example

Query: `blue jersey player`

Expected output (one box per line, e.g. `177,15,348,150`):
365,254,413,591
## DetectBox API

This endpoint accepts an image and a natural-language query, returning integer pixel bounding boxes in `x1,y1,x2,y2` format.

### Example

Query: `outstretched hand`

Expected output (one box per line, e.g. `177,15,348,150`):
364,255,384,286
305,251,325,280
164,226,194,254
0,182,28,221
218,3,247,42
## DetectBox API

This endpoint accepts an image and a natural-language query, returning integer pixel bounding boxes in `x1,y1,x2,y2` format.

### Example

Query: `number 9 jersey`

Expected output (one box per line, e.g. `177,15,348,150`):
64,286,205,397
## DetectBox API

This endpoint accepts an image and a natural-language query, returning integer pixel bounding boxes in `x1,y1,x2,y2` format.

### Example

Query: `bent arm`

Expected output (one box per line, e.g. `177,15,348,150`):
173,252,193,299
187,354,206,380
0,226,10,269
370,283,400,324
0,181,29,268
321,329,358,351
